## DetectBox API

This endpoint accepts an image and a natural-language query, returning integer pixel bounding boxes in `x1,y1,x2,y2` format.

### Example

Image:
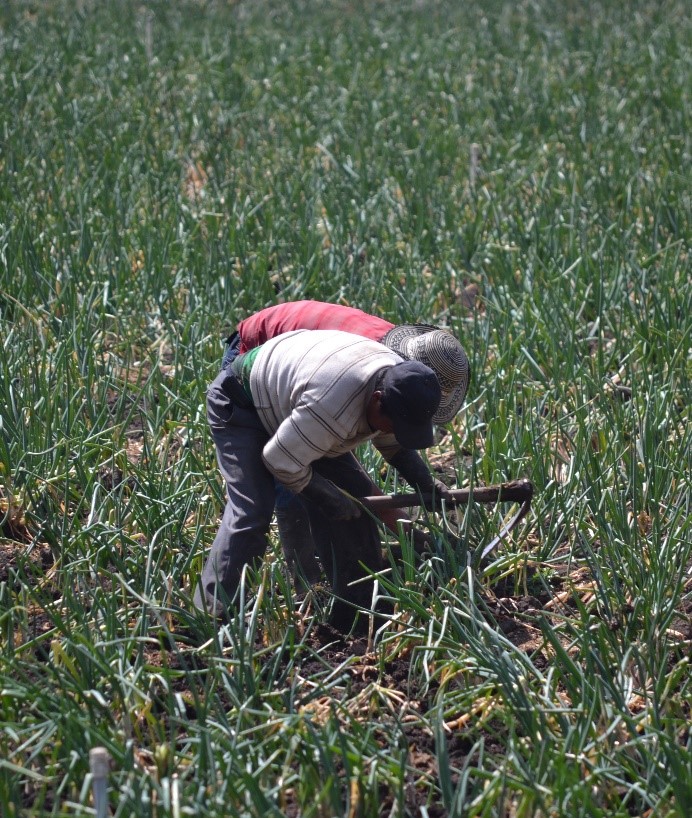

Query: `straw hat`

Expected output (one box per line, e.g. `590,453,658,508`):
382,325,470,424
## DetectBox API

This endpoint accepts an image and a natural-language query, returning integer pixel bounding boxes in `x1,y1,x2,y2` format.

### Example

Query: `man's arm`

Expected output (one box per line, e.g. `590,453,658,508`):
300,472,361,520
260,394,365,492
386,448,452,511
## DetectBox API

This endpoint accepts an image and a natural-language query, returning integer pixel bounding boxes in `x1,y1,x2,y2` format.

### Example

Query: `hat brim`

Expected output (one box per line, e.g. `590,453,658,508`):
391,415,435,450
433,381,468,424
381,324,440,351
384,325,470,425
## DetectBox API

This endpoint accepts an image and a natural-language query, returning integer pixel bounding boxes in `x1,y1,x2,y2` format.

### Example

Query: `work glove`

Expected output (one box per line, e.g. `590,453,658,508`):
300,472,362,521
388,449,453,512
409,525,432,554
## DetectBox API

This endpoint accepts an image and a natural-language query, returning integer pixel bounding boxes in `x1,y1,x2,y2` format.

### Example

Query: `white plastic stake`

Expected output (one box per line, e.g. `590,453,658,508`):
89,747,110,818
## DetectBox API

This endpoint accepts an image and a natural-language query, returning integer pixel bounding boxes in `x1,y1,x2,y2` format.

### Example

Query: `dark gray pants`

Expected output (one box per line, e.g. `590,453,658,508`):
303,454,384,631
194,368,275,614
196,368,384,631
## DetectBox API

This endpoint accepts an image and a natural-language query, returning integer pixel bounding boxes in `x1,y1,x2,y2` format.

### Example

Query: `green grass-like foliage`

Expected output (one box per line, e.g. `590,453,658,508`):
1,0,690,815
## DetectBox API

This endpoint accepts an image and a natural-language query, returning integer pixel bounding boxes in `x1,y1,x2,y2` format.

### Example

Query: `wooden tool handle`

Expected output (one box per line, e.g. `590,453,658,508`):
360,479,534,510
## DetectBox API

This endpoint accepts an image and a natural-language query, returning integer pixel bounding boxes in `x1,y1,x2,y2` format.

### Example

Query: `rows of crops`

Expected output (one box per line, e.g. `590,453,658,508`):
1,1,690,816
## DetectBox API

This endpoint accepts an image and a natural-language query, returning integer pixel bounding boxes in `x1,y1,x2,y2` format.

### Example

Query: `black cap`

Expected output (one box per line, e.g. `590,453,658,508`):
380,360,442,449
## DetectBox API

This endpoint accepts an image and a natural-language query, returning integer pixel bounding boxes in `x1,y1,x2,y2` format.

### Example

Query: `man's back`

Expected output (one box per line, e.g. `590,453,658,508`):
237,301,394,352
248,329,400,491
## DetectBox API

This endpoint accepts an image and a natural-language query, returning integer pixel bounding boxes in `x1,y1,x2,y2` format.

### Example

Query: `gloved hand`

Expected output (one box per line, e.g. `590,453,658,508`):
300,472,362,521
427,478,454,512
409,526,432,554
388,449,453,511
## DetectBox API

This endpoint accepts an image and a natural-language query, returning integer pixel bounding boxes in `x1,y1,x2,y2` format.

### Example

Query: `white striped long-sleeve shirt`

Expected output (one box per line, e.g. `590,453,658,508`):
248,329,402,492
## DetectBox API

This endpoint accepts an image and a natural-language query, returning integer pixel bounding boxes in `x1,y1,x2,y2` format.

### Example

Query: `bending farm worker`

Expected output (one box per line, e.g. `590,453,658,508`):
220,300,470,586
195,329,444,632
